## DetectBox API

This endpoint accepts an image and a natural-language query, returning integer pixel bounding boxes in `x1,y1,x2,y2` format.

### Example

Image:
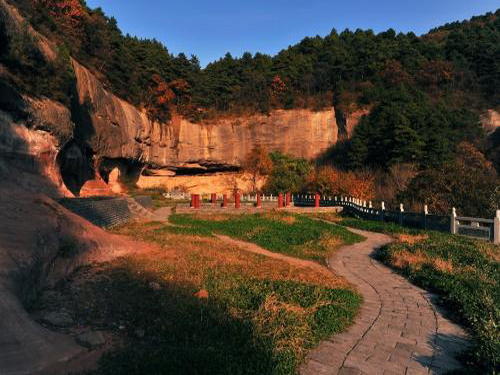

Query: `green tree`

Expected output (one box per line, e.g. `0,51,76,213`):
263,152,311,193
400,143,499,216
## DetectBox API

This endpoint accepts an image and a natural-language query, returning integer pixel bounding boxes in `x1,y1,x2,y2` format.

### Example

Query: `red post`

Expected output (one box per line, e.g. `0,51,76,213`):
278,193,284,208
211,193,217,206
285,192,291,207
315,193,320,208
256,194,262,208
195,194,201,209
222,194,228,208
190,194,195,208
235,193,241,209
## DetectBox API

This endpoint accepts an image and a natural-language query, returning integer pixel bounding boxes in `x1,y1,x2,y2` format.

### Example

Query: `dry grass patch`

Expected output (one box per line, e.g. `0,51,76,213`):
390,249,428,270
397,234,429,245
478,242,500,262
191,213,232,222
280,216,297,224
431,257,454,273
253,294,312,358
112,222,348,290
319,233,343,251
390,249,455,273
303,212,343,223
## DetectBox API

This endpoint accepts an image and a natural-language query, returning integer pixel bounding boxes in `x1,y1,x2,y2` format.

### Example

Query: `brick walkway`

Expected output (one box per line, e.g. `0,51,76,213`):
301,228,469,375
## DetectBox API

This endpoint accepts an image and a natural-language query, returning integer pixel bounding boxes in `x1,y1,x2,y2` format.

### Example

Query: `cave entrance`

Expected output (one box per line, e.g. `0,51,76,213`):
56,141,94,196
98,158,144,189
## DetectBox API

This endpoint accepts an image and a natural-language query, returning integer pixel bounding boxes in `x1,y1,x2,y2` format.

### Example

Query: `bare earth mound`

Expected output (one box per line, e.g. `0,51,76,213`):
0,185,157,375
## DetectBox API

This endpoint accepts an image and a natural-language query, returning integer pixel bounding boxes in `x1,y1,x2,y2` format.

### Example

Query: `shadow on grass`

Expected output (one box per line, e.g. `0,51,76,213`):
58,255,363,375
68,266,286,375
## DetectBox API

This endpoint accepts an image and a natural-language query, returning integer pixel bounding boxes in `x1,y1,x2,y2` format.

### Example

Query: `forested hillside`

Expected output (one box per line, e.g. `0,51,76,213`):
1,0,499,172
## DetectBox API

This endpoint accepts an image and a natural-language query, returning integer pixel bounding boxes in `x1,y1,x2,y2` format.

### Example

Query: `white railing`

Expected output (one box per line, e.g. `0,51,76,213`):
294,195,499,244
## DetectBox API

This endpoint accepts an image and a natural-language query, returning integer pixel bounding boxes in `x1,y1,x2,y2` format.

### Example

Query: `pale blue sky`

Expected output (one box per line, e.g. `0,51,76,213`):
86,0,500,66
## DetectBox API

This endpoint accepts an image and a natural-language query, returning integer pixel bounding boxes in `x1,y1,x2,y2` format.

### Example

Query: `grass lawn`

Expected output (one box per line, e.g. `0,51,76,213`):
167,211,364,265
42,221,362,375
324,215,499,373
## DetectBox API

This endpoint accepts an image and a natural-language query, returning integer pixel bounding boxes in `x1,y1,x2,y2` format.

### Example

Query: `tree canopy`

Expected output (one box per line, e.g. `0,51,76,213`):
6,1,500,123
2,1,499,172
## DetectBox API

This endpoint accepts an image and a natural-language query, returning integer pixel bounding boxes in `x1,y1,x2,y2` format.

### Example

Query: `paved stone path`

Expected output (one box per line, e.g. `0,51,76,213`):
300,228,469,375
152,206,172,221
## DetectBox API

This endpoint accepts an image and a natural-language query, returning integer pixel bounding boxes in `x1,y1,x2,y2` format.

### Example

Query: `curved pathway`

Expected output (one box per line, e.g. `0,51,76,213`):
215,235,329,273
301,228,469,375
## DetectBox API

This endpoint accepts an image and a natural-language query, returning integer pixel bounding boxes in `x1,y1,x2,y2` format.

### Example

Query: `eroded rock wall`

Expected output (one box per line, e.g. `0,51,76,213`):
137,172,266,194
481,110,500,134
72,60,340,169
0,105,72,197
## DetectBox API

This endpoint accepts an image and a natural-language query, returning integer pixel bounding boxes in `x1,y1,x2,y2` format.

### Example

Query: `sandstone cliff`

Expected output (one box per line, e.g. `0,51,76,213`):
72,59,340,170
481,109,500,134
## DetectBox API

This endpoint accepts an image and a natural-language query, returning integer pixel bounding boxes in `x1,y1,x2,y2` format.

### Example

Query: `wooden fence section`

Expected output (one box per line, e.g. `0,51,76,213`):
294,195,500,244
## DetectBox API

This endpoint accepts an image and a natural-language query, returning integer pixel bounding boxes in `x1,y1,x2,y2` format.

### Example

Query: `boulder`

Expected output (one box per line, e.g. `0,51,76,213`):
76,331,106,349
41,311,74,327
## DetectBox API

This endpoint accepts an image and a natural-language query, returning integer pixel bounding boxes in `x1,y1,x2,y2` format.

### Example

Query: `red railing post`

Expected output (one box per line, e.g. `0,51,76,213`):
315,193,320,208
285,192,291,207
211,193,217,206
222,194,228,208
256,193,262,208
278,193,284,208
195,194,201,209
190,194,195,208
235,193,241,209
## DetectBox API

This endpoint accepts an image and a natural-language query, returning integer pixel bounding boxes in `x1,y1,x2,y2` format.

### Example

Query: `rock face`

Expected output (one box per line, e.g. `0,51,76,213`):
72,60,340,170
137,172,266,194
481,110,500,135
0,107,71,196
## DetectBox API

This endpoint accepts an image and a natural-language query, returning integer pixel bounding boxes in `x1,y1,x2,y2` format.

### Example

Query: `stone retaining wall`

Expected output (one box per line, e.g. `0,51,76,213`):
59,197,133,228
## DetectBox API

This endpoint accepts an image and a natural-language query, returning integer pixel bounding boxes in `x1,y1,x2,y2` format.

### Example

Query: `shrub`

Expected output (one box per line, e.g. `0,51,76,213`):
400,143,499,216
307,166,375,200
263,152,311,194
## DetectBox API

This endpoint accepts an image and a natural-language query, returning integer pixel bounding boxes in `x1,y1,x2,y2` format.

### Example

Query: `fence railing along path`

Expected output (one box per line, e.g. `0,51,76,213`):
72,190,498,243
165,191,499,244
294,194,500,244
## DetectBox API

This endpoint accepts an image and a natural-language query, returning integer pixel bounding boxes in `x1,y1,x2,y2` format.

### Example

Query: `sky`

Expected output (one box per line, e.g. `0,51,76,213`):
86,0,499,67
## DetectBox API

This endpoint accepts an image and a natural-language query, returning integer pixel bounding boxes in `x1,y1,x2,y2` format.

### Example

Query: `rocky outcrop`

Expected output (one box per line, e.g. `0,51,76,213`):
481,109,500,134
137,172,266,194
0,106,71,196
72,60,341,170
1,0,362,196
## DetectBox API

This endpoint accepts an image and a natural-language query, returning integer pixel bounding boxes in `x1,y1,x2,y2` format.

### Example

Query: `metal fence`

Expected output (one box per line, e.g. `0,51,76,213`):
293,195,500,244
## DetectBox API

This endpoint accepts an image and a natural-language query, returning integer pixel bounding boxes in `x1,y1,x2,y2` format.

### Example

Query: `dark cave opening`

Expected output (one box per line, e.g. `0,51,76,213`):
56,141,95,196
98,158,144,186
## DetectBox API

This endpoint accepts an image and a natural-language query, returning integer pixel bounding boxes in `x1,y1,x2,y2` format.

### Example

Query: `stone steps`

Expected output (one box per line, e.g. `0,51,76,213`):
59,197,148,228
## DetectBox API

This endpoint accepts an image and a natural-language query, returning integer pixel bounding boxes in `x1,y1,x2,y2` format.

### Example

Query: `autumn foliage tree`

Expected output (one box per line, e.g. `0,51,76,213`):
308,166,375,200
33,0,86,43
145,75,193,122
243,145,273,192
418,60,455,91
269,75,287,105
